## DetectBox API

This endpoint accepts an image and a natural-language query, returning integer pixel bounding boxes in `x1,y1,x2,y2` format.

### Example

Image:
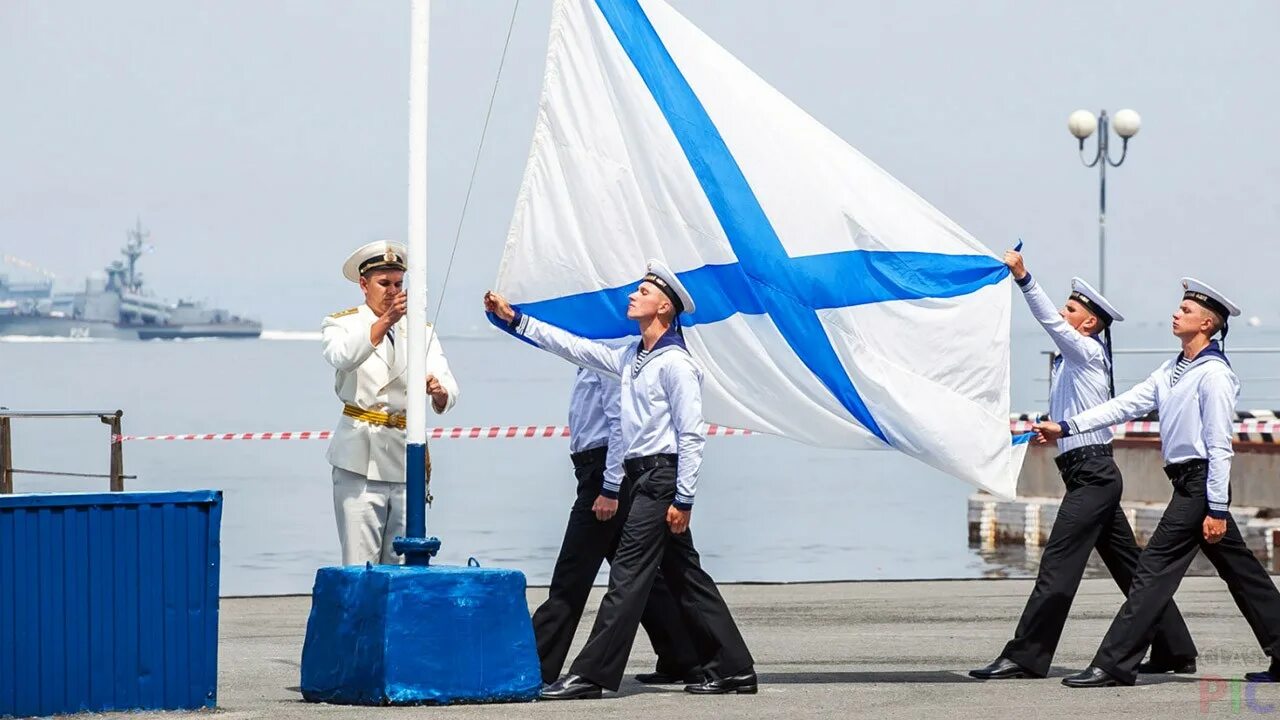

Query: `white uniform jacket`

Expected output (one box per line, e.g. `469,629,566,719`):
321,303,458,482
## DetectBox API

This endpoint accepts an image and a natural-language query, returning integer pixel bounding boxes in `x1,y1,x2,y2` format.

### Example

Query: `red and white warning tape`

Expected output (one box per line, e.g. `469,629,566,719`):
1010,419,1280,442
116,424,754,442
116,420,1280,443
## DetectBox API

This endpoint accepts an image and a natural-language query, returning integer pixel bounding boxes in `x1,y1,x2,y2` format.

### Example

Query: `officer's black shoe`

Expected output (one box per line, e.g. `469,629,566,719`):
539,674,603,700
1244,659,1280,683
635,670,703,685
1062,666,1125,688
968,657,1031,680
685,671,758,695
1137,657,1197,674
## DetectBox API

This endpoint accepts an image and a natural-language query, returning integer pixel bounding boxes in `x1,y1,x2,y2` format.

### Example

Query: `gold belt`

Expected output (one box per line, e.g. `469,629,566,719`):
343,404,406,430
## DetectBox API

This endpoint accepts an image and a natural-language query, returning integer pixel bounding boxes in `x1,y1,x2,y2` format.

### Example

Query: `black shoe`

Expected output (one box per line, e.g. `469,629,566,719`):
539,674,603,700
1062,666,1124,688
1245,660,1280,683
1137,657,1197,675
636,670,702,685
968,657,1030,680
685,671,758,695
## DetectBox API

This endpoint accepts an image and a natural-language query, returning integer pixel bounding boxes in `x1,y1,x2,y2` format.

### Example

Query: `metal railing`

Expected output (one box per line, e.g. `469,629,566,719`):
0,409,133,493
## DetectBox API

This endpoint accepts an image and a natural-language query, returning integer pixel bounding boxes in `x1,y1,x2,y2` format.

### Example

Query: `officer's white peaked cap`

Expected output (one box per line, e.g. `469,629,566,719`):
343,241,408,283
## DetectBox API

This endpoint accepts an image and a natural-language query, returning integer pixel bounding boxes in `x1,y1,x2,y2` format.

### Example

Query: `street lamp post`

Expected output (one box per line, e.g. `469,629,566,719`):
1068,108,1141,294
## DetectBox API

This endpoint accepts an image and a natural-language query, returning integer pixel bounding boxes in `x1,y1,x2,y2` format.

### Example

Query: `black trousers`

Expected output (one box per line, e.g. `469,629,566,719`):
568,455,754,691
531,447,698,684
1002,445,1197,677
1093,459,1280,684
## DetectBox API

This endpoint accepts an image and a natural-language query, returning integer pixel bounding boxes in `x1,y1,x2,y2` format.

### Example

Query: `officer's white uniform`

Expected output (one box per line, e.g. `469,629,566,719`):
322,242,458,565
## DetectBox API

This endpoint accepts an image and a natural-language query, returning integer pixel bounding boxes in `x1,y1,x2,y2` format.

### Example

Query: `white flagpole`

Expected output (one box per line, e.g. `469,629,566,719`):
400,0,435,563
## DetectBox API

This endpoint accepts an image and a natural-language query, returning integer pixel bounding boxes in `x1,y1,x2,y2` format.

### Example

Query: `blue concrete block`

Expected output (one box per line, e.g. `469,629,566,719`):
300,565,540,705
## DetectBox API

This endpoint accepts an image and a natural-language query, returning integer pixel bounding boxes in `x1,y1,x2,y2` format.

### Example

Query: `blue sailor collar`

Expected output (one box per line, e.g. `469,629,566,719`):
1173,340,1231,369
638,326,686,353
633,326,688,376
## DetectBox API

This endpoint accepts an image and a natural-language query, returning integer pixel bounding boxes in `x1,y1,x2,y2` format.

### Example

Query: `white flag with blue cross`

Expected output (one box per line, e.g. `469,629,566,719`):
495,0,1030,496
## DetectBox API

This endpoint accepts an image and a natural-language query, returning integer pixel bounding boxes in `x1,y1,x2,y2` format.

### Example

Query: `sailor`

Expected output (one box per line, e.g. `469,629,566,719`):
531,367,700,685
1037,279,1280,687
970,250,1197,680
321,240,458,565
484,259,756,700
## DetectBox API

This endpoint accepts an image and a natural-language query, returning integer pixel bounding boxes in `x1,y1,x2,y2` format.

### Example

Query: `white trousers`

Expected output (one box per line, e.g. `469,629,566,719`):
332,466,406,566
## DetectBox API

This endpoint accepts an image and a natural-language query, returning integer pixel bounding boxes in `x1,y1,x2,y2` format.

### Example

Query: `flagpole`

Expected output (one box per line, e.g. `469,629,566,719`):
300,1,539,703
396,0,438,565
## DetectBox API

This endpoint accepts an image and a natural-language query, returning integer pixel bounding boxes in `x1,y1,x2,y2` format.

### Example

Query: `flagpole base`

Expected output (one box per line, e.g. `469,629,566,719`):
301,564,540,704
393,536,441,566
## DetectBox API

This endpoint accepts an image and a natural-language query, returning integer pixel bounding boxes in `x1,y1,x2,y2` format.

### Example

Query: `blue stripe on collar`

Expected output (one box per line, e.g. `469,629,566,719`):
1174,340,1231,368
636,326,686,354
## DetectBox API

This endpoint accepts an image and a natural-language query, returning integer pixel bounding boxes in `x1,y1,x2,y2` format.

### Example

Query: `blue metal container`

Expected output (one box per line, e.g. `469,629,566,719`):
0,491,222,718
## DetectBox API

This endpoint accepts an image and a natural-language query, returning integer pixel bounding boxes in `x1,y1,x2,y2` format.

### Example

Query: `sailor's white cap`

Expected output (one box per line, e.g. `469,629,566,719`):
342,240,407,283
1069,277,1124,324
1182,277,1241,318
642,259,695,315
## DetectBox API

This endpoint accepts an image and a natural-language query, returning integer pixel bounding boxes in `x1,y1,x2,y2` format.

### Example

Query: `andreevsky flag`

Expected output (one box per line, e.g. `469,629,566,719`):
495,0,1027,496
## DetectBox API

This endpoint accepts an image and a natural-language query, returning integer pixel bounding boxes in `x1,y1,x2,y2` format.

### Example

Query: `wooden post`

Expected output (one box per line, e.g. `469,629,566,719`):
103,411,124,492
0,417,12,494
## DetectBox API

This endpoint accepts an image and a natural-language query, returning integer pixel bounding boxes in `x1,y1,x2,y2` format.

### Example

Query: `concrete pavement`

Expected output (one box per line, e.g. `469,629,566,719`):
121,578,1280,719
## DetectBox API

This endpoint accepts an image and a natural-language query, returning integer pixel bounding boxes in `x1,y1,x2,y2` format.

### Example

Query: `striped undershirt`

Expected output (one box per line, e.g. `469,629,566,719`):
632,346,650,376
1171,354,1192,385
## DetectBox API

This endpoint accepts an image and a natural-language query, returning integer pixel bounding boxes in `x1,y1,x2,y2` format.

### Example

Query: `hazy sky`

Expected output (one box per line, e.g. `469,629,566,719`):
2,0,1277,333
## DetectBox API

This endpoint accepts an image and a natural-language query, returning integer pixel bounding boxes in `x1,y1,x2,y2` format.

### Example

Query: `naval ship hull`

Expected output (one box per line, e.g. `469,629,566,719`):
137,323,261,340
0,316,261,340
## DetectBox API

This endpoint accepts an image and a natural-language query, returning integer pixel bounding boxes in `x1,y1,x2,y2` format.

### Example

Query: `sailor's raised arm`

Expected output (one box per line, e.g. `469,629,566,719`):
484,291,628,378
1014,272,1103,366
321,310,378,372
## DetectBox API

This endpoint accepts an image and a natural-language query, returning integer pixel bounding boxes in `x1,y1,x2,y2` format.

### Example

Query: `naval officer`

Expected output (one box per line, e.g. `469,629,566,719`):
322,241,458,565
531,368,700,685
1036,279,1280,687
484,260,756,699
971,250,1197,680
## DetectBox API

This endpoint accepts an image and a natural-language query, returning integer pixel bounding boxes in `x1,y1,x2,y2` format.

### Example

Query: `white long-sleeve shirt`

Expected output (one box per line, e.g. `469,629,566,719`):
1016,273,1113,452
567,368,625,491
1063,342,1238,518
504,310,705,509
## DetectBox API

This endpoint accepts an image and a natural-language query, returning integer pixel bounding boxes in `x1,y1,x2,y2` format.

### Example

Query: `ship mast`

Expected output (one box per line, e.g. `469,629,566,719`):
122,218,149,292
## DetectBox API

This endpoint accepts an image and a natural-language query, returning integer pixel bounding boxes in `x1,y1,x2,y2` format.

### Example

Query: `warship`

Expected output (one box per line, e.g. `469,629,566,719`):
0,221,261,340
